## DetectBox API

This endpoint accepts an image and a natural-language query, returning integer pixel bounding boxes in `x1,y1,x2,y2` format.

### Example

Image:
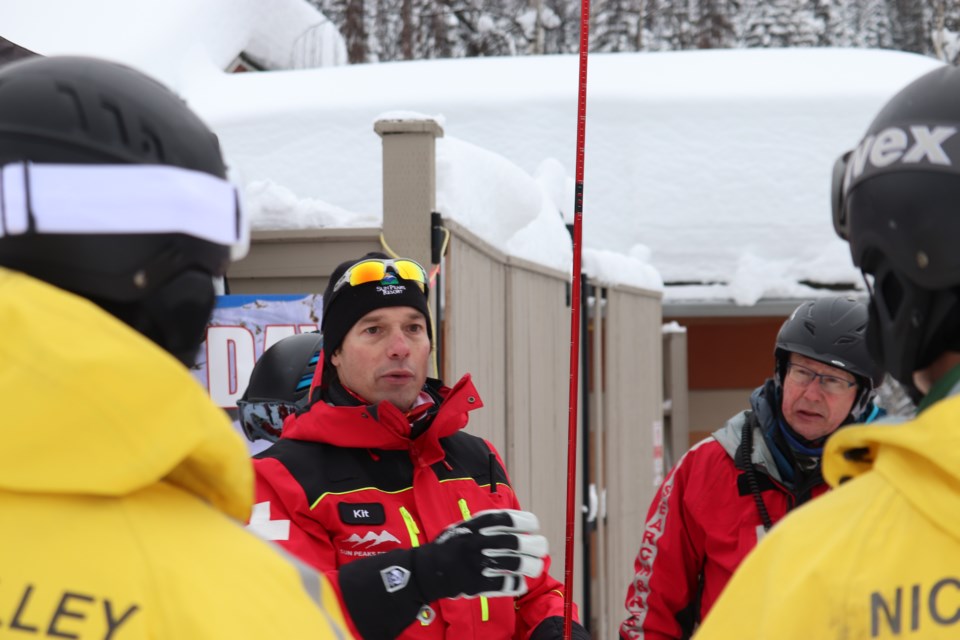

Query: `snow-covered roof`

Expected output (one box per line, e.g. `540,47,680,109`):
3,0,345,86
3,2,945,304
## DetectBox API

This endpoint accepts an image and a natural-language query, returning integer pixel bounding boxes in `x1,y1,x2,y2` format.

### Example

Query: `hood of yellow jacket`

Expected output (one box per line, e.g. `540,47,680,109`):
0,268,252,522
824,395,960,535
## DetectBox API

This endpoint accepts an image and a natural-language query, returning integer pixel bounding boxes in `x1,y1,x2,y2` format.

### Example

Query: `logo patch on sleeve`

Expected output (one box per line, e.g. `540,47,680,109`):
338,502,386,525
381,565,411,593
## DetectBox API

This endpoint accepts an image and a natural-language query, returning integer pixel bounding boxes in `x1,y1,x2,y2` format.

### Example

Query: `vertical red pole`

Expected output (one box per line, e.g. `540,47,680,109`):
563,1,590,638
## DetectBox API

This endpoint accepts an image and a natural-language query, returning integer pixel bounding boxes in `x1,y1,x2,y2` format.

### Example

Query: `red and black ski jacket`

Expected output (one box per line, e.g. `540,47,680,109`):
252,371,571,640
620,381,830,640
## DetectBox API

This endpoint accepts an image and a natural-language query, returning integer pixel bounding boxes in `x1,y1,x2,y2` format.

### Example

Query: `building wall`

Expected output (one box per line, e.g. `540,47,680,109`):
227,228,381,295
665,315,788,448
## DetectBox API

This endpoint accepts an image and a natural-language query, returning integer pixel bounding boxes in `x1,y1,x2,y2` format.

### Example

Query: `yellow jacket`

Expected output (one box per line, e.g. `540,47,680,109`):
0,268,352,639
695,393,960,640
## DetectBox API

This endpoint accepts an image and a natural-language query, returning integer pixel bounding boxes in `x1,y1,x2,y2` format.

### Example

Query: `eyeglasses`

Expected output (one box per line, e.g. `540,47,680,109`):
785,362,856,395
331,258,427,295
236,399,300,443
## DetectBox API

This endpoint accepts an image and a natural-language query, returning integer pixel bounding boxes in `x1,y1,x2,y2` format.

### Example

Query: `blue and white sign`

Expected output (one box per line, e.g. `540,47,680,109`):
191,293,323,452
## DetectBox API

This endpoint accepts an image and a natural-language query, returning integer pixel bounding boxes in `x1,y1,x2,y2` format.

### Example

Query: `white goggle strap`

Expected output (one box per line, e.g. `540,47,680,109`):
0,162,246,256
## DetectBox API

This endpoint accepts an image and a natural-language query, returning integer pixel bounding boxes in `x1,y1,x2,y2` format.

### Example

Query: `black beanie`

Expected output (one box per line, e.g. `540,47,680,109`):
321,252,432,360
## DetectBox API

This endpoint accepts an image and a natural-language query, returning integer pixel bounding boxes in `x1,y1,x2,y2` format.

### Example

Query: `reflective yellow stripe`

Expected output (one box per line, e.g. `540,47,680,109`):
310,478,504,510
310,485,413,510
456,499,489,622
399,506,421,548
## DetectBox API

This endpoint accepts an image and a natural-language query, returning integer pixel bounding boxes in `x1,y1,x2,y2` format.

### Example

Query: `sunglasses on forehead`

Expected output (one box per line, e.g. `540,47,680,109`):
331,258,428,295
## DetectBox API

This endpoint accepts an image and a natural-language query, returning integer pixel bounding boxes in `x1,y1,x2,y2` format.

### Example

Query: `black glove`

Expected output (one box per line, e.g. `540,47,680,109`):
339,509,548,638
531,616,592,640
414,508,547,601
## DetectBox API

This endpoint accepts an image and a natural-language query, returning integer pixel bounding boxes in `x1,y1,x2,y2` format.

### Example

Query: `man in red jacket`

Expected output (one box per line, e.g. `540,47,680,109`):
245,252,589,640
619,296,884,640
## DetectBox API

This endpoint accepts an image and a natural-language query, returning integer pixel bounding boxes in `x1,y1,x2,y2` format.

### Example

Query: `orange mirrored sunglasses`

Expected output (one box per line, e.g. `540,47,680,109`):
331,258,427,295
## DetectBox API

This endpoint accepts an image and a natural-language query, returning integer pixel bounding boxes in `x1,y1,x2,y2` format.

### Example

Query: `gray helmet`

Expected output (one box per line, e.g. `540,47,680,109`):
832,64,960,389
775,297,882,420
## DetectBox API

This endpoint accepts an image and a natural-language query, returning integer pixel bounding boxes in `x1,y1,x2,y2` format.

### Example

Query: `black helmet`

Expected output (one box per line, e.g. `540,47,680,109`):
775,296,882,420
0,56,244,365
237,332,323,443
832,64,960,389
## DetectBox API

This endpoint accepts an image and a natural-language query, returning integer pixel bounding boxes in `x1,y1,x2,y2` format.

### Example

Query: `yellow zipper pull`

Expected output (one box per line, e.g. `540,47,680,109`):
399,506,421,548
457,498,471,521
456,499,490,622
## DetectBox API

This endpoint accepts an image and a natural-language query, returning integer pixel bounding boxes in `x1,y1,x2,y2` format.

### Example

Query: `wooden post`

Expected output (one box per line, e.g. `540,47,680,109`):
374,116,445,375
374,116,444,271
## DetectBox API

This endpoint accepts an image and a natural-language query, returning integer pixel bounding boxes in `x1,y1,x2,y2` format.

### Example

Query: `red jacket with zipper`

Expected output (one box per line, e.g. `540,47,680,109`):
620,383,829,640
252,372,570,640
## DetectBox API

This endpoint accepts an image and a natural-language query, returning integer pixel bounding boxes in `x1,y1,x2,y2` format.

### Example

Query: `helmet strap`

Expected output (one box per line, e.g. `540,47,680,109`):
867,266,960,396
133,270,215,366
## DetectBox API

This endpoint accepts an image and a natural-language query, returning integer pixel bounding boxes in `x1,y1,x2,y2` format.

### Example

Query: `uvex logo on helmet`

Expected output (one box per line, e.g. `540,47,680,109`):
834,125,960,239
844,125,957,187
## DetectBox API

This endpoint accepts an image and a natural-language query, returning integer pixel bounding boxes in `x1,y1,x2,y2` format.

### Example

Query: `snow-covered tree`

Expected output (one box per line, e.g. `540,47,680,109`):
737,0,823,48
695,0,735,49
306,0,948,63
887,0,927,55
930,0,960,64
593,0,640,53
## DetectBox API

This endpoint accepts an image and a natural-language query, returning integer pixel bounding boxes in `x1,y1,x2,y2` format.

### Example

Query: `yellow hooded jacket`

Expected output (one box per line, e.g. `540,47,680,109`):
0,269,352,639
695,388,960,639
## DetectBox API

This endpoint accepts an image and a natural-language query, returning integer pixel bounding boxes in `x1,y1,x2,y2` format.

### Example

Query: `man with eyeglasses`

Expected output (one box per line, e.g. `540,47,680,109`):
248,252,589,640
620,295,882,640
697,64,960,640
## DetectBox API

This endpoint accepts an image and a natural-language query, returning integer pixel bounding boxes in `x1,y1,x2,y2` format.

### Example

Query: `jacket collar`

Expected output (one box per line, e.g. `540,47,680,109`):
917,361,960,413
283,373,484,467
